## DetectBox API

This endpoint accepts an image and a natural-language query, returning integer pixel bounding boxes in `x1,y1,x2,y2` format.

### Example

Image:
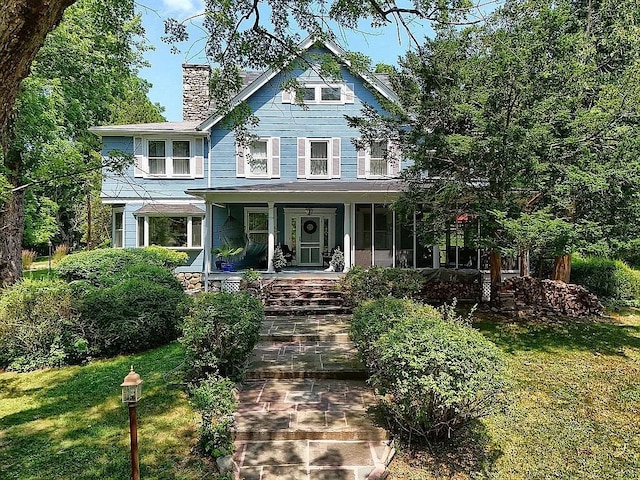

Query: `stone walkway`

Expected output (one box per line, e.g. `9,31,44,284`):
233,313,392,480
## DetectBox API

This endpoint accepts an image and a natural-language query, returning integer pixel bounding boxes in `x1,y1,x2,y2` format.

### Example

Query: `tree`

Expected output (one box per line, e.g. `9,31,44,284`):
352,0,640,292
0,0,162,286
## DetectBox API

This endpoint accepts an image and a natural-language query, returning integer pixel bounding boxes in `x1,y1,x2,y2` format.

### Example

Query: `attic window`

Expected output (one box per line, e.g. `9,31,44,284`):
283,83,354,105
321,87,341,101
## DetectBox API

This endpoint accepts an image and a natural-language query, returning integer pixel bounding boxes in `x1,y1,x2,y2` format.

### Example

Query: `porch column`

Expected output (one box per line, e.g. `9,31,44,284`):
203,200,211,292
343,203,352,272
267,202,275,273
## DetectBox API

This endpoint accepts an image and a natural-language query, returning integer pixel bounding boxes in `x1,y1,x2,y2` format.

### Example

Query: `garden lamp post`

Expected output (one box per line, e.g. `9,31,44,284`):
121,366,143,480
47,240,52,272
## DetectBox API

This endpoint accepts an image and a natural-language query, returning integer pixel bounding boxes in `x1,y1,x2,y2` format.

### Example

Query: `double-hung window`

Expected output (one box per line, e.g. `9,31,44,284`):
369,141,388,177
248,140,268,177
357,139,401,179
113,208,124,248
236,137,280,178
310,141,329,177
148,140,166,175
297,137,341,179
172,140,191,175
133,137,205,179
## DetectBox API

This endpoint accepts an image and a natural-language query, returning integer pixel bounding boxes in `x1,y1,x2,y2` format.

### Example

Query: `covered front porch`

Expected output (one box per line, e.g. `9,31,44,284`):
187,181,416,275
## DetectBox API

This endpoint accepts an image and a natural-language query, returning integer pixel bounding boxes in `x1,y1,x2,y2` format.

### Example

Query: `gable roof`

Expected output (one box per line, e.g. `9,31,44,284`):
196,36,398,132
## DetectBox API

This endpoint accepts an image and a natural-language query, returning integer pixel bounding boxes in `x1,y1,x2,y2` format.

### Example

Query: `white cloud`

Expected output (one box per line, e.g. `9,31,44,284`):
162,0,203,15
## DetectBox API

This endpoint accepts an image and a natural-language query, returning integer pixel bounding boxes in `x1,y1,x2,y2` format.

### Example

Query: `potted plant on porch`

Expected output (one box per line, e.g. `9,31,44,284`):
272,245,287,272
213,243,244,272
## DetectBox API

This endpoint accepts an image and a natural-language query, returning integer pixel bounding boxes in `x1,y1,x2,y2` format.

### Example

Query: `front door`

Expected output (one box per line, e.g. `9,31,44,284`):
298,216,322,266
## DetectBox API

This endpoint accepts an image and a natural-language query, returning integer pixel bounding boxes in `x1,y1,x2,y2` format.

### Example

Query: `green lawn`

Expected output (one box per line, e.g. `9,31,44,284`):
0,343,215,479
3,311,640,479
388,310,640,479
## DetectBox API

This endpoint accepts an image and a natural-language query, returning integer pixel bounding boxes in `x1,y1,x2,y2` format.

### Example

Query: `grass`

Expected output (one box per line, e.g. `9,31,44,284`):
0,343,216,479
388,311,640,479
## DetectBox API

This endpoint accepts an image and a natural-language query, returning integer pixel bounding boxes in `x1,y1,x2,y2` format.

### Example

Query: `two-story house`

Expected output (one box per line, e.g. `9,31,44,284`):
92,37,481,283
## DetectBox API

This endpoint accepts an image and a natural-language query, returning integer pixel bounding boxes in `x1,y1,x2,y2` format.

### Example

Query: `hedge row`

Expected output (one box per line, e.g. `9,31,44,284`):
55,246,188,284
571,256,640,302
351,298,506,441
339,266,425,306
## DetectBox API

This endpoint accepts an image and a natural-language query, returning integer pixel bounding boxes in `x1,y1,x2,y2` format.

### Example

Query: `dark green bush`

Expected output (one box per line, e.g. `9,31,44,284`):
101,264,184,292
351,298,440,370
340,266,425,306
0,279,89,371
370,316,507,441
189,374,238,458
79,278,187,356
55,246,187,284
182,292,264,381
571,256,640,302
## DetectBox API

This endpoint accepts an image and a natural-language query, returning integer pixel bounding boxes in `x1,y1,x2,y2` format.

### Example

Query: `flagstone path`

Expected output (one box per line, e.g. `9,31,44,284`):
233,305,393,480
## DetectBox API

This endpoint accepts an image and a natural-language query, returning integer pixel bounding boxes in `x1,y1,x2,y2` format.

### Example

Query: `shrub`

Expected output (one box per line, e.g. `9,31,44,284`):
340,266,425,306
101,264,184,292
370,316,507,442
21,250,37,270
0,279,88,371
189,375,238,458
571,256,640,302
79,278,187,356
55,247,188,284
52,243,69,264
351,298,440,370
182,292,264,381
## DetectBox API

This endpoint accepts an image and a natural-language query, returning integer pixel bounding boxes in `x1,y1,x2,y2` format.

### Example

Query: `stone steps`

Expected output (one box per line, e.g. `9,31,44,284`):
264,305,351,316
235,379,388,442
246,341,366,381
261,315,352,343
233,279,390,480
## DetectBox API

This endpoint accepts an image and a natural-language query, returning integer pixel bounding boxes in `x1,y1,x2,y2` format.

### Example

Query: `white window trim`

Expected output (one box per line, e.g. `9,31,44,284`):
364,140,400,179
112,208,125,248
307,138,332,179
284,83,354,105
135,137,204,179
246,139,271,179
366,140,390,179
136,214,204,249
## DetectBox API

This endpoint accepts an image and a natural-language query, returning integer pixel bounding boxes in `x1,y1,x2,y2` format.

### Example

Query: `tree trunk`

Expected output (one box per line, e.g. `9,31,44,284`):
0,188,25,287
552,254,571,282
0,0,76,139
489,250,502,304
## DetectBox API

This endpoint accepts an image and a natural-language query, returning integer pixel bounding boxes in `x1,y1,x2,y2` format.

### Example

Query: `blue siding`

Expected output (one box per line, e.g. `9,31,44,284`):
101,136,208,200
210,48,395,186
115,202,205,271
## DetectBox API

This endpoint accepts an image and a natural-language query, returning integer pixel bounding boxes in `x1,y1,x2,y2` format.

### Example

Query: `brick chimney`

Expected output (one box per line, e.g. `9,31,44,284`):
182,64,212,121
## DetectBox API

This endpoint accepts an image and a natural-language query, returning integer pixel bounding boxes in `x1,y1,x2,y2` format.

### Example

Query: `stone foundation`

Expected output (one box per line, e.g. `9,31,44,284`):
175,272,222,293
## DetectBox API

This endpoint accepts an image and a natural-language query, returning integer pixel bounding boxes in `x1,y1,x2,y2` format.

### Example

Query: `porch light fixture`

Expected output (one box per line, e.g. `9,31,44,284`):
121,366,143,480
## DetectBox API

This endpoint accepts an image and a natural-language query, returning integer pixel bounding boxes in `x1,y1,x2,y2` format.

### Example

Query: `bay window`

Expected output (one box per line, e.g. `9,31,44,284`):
136,215,203,248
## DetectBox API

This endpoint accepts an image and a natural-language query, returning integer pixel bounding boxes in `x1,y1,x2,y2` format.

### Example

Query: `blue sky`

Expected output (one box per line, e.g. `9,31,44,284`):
136,0,434,122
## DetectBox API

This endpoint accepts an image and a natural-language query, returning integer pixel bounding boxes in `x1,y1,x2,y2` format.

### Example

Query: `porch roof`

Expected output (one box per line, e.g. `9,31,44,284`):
133,203,205,216
186,180,405,204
